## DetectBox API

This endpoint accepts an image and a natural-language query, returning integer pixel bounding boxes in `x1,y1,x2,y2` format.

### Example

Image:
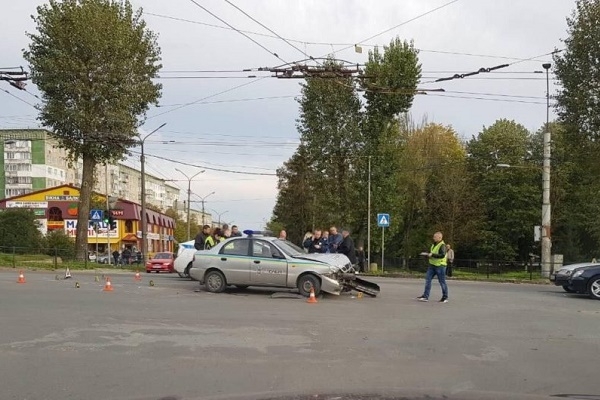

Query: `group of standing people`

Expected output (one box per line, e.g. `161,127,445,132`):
302,226,361,269
194,224,243,250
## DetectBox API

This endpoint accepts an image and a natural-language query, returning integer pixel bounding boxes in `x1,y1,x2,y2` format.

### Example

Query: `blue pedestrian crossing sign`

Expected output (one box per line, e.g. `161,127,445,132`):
90,209,103,221
377,213,390,227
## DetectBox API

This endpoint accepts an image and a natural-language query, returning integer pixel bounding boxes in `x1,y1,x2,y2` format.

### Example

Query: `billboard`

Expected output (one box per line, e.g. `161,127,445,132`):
64,220,119,238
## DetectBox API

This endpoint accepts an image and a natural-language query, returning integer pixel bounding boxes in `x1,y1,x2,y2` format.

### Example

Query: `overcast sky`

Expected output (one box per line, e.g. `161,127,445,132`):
0,0,576,230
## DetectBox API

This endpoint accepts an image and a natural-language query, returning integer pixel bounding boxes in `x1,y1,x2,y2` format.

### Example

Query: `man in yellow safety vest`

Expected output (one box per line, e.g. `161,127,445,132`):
417,231,449,303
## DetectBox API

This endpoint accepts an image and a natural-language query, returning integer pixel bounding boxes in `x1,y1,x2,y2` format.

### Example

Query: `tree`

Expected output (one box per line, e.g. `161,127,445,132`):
164,207,193,248
0,209,43,253
554,0,600,144
44,230,76,259
553,0,600,260
362,38,422,121
24,0,162,260
466,119,539,260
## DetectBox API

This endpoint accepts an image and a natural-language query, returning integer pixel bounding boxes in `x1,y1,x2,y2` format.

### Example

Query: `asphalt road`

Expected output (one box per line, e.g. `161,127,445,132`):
0,270,598,400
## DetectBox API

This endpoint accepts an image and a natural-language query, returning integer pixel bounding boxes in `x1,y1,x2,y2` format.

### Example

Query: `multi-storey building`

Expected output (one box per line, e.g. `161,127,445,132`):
0,129,179,210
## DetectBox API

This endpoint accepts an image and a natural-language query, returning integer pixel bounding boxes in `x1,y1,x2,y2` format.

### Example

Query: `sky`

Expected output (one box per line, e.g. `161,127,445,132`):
0,0,576,230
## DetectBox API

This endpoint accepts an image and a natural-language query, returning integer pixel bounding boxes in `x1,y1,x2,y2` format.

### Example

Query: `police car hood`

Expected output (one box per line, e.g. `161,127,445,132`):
292,253,351,269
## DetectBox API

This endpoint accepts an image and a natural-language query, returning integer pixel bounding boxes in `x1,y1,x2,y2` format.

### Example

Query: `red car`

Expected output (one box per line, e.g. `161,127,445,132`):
146,252,175,273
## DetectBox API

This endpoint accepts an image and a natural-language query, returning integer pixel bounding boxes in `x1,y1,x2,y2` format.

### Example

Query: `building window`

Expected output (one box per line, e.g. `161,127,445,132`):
125,220,133,233
48,207,63,222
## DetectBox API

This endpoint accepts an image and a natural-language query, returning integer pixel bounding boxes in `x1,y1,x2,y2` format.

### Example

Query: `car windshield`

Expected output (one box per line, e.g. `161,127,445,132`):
273,239,303,257
153,253,172,259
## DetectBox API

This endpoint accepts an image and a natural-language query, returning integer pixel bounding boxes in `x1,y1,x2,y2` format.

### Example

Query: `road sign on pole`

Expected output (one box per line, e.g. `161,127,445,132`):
377,213,390,273
377,213,390,227
90,209,103,222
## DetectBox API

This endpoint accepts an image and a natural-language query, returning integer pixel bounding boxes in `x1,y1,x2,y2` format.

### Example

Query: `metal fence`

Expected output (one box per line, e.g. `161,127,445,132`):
0,245,106,269
367,255,547,280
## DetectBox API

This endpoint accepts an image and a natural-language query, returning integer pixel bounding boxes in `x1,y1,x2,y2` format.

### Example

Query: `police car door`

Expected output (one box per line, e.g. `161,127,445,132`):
250,239,287,286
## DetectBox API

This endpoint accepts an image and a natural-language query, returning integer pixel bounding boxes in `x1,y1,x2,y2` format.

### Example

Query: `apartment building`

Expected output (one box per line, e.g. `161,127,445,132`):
0,129,179,210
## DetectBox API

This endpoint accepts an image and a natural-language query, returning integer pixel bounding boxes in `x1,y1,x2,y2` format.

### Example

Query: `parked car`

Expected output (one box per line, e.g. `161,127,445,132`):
567,264,600,300
189,231,380,297
549,262,598,292
145,252,175,273
174,240,196,278
96,253,111,264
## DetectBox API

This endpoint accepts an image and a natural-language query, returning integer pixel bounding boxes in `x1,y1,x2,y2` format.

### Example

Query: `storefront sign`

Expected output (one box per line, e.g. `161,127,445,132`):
6,201,48,208
65,219,119,238
45,195,79,201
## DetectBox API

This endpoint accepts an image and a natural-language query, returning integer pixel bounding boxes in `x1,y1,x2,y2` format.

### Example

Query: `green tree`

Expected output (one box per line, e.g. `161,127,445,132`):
553,0,600,260
554,0,600,144
0,209,43,253
24,0,162,260
362,38,422,121
466,119,539,260
272,145,315,244
44,230,76,259
164,207,193,248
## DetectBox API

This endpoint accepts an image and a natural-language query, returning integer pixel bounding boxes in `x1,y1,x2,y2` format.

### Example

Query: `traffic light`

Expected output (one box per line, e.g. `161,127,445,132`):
103,210,110,224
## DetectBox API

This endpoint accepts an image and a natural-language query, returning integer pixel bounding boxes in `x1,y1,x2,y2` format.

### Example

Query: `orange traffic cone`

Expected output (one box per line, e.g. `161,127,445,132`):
134,271,141,281
103,277,113,292
17,271,26,284
307,287,318,303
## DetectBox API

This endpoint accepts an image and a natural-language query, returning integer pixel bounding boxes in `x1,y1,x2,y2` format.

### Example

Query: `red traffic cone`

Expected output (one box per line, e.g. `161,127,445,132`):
134,271,142,281
17,271,26,284
103,277,113,292
307,287,318,303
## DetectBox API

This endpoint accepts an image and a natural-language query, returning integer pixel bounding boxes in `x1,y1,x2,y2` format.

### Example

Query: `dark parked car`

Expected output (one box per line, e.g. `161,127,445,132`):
567,265,600,300
550,262,598,292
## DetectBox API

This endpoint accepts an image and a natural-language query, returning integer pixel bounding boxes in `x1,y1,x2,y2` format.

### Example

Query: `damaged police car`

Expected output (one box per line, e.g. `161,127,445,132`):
189,231,380,297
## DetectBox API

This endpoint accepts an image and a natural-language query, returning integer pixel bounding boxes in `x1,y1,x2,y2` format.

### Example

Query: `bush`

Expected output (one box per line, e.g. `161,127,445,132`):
43,230,76,259
0,209,43,252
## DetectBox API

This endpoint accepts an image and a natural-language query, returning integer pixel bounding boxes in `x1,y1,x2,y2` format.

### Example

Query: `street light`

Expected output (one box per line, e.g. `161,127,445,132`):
211,209,229,227
198,191,216,225
175,168,205,241
541,62,552,278
139,122,166,263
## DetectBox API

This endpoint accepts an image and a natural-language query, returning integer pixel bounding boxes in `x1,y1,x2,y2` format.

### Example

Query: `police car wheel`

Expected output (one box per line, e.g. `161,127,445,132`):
297,274,321,297
205,270,226,293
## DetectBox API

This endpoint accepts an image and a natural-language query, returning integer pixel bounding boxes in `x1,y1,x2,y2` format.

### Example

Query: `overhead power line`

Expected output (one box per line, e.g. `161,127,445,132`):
146,77,268,119
133,150,277,176
324,0,460,57
187,0,289,65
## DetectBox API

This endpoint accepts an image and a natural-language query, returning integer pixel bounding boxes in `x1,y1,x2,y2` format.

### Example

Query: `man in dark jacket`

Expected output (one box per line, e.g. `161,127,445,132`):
337,229,357,265
303,229,327,253
194,225,211,250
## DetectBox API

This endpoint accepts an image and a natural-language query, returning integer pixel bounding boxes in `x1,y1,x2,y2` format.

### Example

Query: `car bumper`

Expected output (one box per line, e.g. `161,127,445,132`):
146,265,173,272
550,274,571,286
319,274,342,295
189,267,204,283
568,277,588,294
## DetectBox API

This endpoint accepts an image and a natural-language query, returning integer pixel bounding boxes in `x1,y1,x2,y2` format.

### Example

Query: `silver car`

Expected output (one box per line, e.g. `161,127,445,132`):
189,233,380,297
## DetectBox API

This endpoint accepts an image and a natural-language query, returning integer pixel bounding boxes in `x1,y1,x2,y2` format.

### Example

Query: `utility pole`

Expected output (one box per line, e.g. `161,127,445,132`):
367,156,371,271
211,209,229,227
198,191,216,226
105,163,110,264
139,123,166,263
541,63,552,278
176,168,204,241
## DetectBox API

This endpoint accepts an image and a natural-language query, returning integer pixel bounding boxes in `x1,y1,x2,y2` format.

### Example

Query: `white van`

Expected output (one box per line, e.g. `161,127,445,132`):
174,240,197,278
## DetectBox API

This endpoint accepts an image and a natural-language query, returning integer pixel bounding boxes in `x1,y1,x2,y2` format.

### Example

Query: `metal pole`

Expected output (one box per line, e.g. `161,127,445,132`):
367,156,371,271
187,179,192,240
106,163,110,265
202,200,206,226
541,63,552,278
381,226,384,273
175,169,204,241
140,123,166,263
